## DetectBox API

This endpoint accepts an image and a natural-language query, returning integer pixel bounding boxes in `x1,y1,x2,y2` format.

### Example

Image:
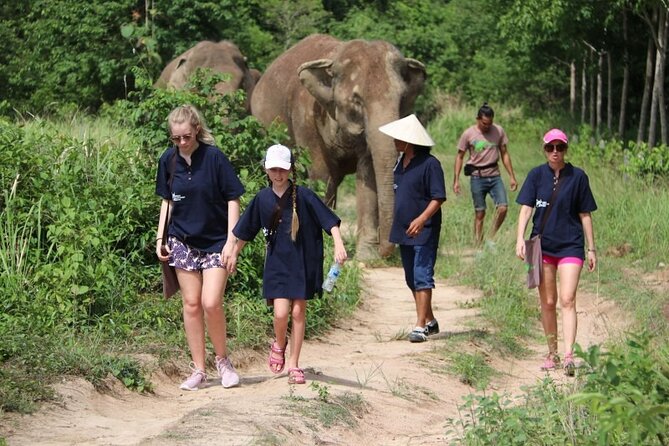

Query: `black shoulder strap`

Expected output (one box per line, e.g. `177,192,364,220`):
269,188,292,232
168,148,177,192
161,149,178,246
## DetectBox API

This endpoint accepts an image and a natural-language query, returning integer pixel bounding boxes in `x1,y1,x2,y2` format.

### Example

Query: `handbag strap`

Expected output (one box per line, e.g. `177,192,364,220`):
161,149,178,246
537,174,563,236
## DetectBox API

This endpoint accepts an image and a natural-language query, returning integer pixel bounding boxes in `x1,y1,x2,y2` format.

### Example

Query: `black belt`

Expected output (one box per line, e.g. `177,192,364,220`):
464,162,498,176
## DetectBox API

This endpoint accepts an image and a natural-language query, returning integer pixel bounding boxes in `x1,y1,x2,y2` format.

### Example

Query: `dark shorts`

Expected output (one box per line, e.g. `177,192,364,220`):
470,175,508,211
399,234,438,291
168,236,223,271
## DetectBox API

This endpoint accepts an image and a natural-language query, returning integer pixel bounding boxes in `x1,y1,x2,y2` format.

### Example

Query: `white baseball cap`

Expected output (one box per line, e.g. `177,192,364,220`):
264,144,292,170
378,114,435,147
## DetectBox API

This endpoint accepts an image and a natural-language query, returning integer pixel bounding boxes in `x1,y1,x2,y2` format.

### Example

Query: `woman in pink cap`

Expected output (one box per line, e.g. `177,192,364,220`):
515,129,597,376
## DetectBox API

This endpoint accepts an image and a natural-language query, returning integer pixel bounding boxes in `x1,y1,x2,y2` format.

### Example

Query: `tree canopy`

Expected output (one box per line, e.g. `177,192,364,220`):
2,0,669,143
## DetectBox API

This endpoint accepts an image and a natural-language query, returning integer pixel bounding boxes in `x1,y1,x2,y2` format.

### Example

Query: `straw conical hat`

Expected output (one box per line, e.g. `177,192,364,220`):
378,114,435,147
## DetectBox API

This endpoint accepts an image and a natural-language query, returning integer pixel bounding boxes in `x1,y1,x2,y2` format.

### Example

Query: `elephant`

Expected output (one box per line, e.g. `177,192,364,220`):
155,40,258,109
251,34,427,260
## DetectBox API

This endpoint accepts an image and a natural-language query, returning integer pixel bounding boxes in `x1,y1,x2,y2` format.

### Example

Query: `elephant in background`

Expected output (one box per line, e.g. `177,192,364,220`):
251,34,427,260
155,40,258,109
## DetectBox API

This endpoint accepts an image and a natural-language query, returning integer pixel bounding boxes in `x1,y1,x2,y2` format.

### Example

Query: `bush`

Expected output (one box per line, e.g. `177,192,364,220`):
448,333,669,445
570,334,669,445
0,68,361,413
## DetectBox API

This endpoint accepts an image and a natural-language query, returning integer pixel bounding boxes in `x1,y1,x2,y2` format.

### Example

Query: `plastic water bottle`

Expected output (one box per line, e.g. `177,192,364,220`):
322,262,341,292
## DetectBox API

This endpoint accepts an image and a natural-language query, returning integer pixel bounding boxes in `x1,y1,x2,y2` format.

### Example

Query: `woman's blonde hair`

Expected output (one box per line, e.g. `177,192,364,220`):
167,105,216,145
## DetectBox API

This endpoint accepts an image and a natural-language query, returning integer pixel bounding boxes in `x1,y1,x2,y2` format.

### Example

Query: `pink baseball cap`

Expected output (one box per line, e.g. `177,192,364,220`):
543,128,568,144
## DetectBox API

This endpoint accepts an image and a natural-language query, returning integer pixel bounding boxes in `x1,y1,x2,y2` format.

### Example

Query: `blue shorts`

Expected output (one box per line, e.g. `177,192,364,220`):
399,235,438,291
470,175,508,211
168,236,223,271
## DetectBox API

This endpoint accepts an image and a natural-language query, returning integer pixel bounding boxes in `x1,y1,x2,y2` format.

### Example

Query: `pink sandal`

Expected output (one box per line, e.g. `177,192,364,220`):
287,367,306,384
268,340,286,374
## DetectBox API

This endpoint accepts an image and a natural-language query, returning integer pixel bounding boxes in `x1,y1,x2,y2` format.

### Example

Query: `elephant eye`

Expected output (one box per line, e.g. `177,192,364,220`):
351,93,363,107
349,93,364,115
348,94,364,119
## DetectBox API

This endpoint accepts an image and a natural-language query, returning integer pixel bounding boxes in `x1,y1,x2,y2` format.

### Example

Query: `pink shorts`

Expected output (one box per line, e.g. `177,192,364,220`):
542,254,583,267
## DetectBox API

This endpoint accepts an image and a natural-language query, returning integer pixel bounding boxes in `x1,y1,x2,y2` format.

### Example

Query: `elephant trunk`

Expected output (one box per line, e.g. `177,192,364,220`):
367,112,401,258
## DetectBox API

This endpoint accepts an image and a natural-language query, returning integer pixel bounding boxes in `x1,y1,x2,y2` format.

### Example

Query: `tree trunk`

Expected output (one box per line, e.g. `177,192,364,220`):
658,8,668,145
649,7,668,148
619,8,629,138
641,6,658,145
590,50,596,131
607,51,613,131
638,35,655,144
570,61,576,117
596,50,604,132
581,57,587,124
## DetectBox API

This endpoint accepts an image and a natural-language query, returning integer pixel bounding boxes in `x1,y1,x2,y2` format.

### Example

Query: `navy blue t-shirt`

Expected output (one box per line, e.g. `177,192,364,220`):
516,163,597,258
389,150,446,245
155,144,245,252
233,185,341,300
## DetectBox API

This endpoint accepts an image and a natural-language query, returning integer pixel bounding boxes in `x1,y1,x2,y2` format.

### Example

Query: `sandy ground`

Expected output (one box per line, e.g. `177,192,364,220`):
0,266,626,446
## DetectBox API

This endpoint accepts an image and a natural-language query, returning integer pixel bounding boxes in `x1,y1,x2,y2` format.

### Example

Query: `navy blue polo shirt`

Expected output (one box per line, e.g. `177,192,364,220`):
155,144,245,252
516,163,597,258
233,185,341,300
389,150,446,246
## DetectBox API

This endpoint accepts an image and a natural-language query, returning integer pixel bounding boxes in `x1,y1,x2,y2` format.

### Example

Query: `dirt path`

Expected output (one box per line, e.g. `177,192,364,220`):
1,266,624,445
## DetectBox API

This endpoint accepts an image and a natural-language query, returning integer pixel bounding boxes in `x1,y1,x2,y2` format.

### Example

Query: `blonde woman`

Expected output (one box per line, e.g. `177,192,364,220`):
155,105,244,390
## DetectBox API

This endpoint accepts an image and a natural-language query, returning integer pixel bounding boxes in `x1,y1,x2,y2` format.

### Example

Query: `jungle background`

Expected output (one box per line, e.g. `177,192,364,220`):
1,1,669,445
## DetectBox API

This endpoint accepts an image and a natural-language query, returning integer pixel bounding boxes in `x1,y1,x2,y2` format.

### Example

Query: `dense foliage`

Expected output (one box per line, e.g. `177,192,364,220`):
1,0,662,142
0,73,360,413
448,334,669,445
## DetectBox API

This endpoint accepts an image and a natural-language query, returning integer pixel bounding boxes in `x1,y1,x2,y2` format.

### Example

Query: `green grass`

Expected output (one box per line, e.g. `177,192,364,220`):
282,382,368,429
448,351,496,390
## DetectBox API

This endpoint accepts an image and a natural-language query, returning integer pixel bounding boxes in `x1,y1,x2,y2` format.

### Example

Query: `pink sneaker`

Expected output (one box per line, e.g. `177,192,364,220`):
540,354,560,371
179,365,207,391
216,356,240,388
563,352,575,377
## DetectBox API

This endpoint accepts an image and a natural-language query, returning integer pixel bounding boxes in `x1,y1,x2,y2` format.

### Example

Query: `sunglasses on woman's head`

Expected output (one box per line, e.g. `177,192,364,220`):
543,143,567,152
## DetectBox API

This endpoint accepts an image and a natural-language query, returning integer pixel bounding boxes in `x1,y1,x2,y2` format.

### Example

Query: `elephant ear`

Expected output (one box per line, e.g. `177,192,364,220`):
176,57,188,69
399,58,427,116
298,59,336,119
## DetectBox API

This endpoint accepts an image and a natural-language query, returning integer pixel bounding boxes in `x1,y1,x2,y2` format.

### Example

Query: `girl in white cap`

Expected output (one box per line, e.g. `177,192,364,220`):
230,144,348,384
379,115,446,343
515,128,597,376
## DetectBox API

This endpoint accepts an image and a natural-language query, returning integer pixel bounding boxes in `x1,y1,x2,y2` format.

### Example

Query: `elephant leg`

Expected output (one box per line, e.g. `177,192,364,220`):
355,156,380,260
324,176,339,209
